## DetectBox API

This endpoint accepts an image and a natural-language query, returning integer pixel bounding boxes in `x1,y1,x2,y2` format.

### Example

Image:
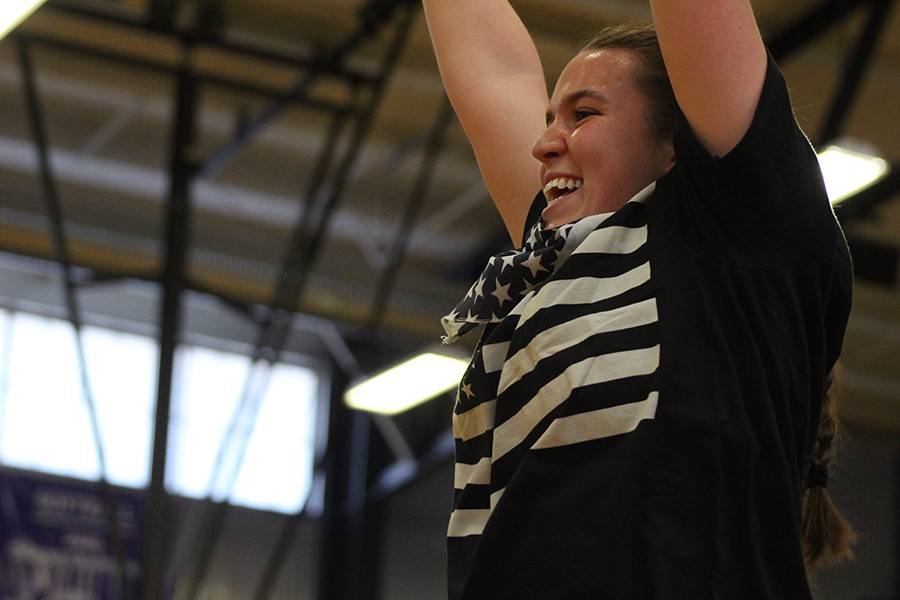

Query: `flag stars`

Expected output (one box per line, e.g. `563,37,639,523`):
473,275,487,298
443,219,579,337
493,278,512,306
520,254,549,279
460,381,475,400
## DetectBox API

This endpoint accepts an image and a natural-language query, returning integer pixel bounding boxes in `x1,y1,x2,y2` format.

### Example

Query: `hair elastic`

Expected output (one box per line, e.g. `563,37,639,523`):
807,463,829,489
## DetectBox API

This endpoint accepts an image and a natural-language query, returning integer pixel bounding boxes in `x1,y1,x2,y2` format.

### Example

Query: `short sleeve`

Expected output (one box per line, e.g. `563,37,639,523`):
655,50,841,267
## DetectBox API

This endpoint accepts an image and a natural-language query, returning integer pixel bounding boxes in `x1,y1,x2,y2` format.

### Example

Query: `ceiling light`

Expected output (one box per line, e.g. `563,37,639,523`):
0,0,48,40
817,141,889,205
344,349,469,415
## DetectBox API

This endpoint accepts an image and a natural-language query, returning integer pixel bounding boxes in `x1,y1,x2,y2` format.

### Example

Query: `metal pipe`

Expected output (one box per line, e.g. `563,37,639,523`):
196,0,412,178
45,0,375,84
366,98,454,329
817,0,895,145
168,4,417,595
766,0,868,60
163,107,350,600
315,360,381,600
16,35,133,600
141,46,200,600
19,32,352,116
262,2,418,323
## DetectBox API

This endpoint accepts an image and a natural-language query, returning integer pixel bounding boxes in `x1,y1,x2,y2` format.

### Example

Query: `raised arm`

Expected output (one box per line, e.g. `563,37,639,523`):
650,0,767,158
421,0,548,245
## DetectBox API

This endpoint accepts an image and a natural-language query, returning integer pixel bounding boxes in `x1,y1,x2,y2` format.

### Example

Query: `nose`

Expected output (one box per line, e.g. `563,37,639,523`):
532,123,566,162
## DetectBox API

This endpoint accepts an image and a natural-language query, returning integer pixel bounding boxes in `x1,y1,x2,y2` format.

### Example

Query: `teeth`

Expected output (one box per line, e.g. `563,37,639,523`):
543,177,583,201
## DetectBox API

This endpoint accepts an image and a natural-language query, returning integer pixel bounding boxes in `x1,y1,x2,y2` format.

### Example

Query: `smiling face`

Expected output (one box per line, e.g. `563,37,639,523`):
533,48,675,229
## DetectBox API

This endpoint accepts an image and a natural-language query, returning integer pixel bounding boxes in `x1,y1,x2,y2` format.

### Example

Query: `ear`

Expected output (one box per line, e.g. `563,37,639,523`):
660,140,676,174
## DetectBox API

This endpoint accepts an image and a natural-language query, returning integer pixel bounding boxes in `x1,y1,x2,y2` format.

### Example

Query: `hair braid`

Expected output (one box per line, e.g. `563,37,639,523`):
801,368,857,572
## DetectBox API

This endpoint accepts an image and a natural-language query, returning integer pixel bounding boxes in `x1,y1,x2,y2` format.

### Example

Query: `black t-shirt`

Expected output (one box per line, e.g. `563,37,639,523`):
446,53,852,599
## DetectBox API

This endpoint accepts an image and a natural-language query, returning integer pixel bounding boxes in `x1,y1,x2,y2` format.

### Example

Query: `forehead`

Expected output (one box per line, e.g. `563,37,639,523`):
550,48,641,104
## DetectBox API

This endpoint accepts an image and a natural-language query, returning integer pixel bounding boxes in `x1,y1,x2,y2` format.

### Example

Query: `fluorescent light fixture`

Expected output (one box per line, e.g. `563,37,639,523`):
345,350,469,415
0,0,48,40
817,141,889,205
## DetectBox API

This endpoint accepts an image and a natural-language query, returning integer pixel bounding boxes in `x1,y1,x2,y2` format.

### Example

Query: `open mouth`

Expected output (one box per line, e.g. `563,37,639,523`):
543,176,583,204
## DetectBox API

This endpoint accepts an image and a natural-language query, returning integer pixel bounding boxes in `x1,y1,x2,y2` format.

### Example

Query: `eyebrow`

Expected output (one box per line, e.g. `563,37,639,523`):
545,88,608,121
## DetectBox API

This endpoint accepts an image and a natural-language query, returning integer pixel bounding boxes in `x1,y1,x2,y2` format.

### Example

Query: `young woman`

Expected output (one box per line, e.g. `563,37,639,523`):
423,1,855,597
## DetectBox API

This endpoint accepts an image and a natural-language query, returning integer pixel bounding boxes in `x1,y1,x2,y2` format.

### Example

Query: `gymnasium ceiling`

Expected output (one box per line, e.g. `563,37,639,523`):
0,0,898,432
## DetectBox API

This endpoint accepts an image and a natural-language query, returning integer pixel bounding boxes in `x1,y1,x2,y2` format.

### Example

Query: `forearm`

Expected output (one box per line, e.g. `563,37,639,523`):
421,0,549,245
421,0,544,104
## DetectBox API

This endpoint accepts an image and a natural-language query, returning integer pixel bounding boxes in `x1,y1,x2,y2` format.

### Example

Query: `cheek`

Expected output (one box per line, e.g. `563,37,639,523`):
570,128,609,164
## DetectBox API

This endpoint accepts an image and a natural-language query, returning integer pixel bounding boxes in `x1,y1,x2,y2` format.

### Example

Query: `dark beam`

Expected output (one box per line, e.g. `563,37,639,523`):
367,429,455,505
147,0,181,28
166,4,417,596
251,509,310,600
197,0,415,178
767,0,869,61
45,0,376,85
19,31,353,117
177,360,279,600
252,332,356,600
366,98,455,330
249,0,417,360
316,363,383,600
818,0,896,145
16,35,133,600
179,500,232,600
161,108,350,600
140,48,200,600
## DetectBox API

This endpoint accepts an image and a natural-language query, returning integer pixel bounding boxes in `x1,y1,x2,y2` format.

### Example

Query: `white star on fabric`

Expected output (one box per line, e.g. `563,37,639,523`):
520,254,549,279
500,254,517,273
493,278,512,305
473,275,486,298
460,382,475,400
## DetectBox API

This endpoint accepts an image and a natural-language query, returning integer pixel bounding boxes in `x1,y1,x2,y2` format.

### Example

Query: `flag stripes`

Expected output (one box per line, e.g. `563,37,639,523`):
447,197,660,540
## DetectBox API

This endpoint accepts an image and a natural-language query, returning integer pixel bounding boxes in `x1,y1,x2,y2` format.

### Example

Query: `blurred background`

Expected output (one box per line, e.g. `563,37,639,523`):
0,0,897,598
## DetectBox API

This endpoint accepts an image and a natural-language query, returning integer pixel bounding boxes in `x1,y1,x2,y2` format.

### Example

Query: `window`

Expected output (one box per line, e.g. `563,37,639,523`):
0,309,318,514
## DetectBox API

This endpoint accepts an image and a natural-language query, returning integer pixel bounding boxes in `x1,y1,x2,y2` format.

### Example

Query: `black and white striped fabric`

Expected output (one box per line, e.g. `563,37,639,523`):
441,184,660,541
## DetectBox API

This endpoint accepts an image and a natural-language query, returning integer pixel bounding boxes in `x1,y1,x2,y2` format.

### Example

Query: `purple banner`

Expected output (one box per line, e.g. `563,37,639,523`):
0,468,142,600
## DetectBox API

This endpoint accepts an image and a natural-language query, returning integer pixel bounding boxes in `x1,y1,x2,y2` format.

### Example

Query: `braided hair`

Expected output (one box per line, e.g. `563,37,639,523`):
801,368,857,571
